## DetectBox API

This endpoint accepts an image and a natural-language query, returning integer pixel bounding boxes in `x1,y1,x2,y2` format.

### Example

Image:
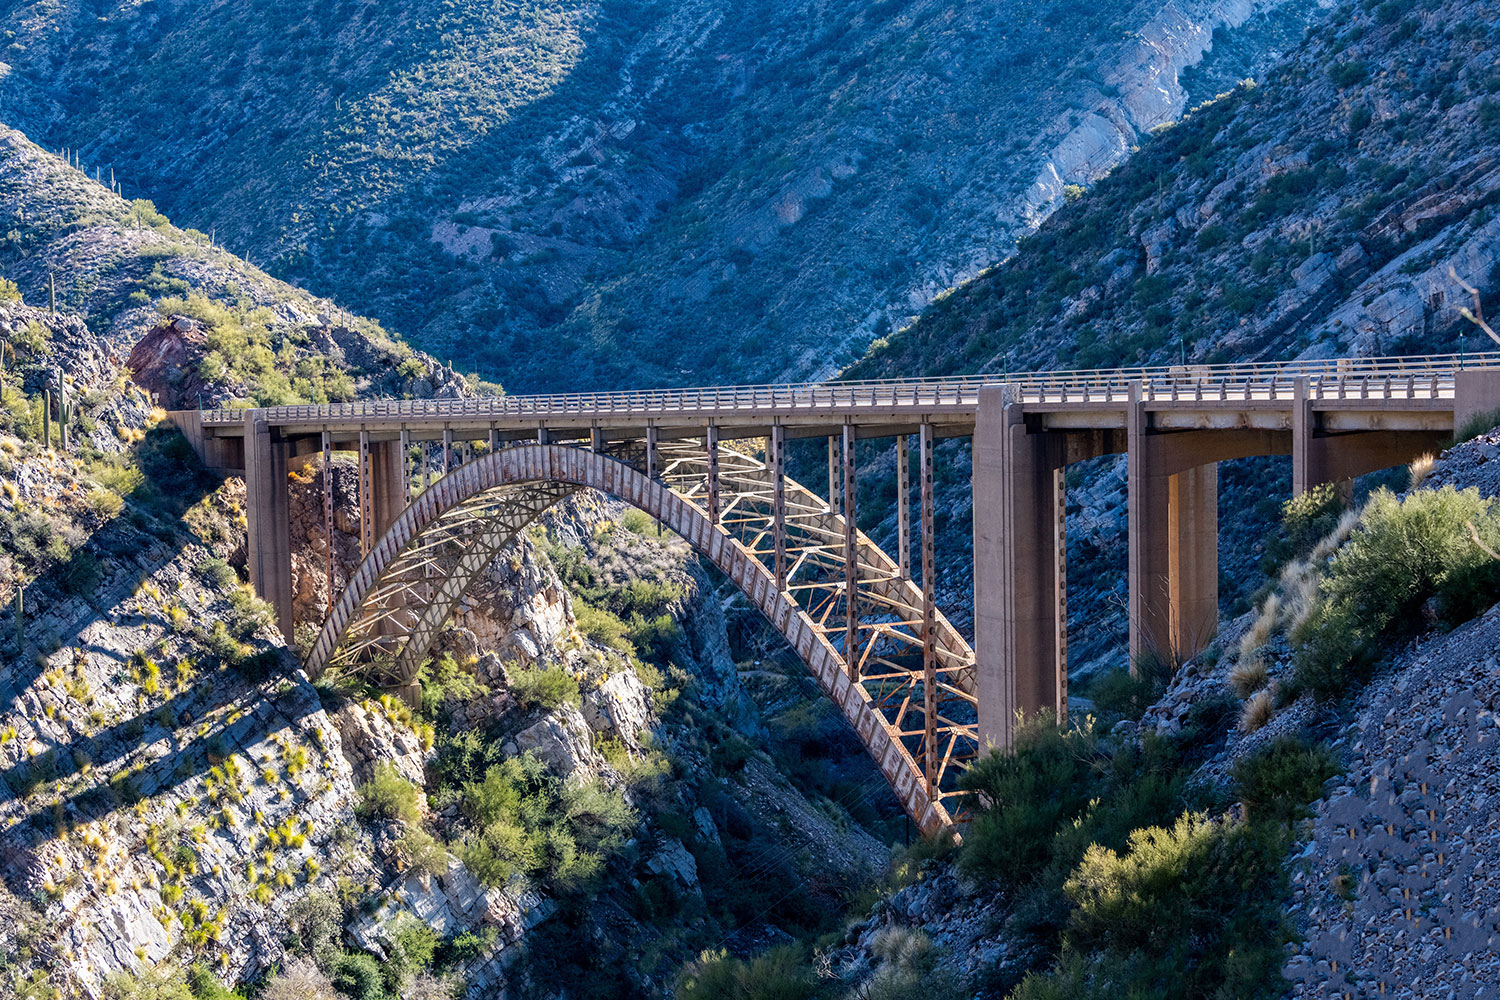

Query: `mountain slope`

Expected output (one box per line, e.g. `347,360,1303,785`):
0,0,1326,391
841,0,1500,672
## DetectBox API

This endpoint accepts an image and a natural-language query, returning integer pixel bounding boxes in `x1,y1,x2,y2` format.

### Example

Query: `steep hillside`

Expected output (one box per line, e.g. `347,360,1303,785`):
0,0,1327,391
853,0,1500,378
844,0,1500,673
0,136,907,999
0,126,467,408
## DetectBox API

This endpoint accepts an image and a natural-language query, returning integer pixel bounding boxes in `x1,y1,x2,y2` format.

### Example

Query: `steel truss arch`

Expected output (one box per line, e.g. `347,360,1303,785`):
307,444,976,834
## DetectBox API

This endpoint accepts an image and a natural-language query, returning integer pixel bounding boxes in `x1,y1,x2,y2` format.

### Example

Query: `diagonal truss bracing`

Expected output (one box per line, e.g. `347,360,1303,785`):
306,440,977,834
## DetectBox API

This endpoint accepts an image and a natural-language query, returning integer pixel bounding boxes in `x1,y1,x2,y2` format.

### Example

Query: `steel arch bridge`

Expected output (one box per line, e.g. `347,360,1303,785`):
167,351,1500,835
305,440,977,834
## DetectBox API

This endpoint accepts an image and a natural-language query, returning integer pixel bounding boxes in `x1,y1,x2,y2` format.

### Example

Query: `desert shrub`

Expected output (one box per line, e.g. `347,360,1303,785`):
259,959,339,1000
455,754,635,892
572,601,633,657
101,968,194,1000
507,665,578,709
284,892,344,968
430,728,505,792
957,716,1103,883
418,654,488,718
1085,652,1172,721
397,827,451,877
196,557,238,590
1293,486,1500,697
356,764,423,824
619,509,657,535
1059,812,1291,998
330,952,386,1000
386,917,440,985
675,945,816,1000
0,277,20,304
1232,736,1341,825
185,966,243,1000
1267,483,1345,567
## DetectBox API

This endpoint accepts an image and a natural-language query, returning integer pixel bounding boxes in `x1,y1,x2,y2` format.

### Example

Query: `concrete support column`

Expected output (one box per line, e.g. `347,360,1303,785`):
645,426,659,480
245,415,294,643
1127,393,1219,668
369,439,407,540
1456,369,1500,436
973,389,1067,750
442,428,454,473
590,427,603,453
358,431,374,556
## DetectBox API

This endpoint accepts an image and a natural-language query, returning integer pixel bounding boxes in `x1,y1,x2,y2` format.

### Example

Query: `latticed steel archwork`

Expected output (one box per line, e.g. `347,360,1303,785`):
306,441,977,834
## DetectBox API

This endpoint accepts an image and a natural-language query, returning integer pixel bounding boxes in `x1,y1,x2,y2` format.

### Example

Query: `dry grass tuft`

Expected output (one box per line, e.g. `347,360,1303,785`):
1228,656,1270,698
1407,453,1435,490
1238,689,1275,733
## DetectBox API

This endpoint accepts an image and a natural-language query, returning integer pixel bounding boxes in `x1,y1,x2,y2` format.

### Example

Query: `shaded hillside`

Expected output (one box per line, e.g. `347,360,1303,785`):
843,0,1500,673
0,0,1325,391
852,0,1500,380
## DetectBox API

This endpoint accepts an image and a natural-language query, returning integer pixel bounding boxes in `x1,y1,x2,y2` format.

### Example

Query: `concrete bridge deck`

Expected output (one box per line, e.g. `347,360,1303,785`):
167,352,1500,833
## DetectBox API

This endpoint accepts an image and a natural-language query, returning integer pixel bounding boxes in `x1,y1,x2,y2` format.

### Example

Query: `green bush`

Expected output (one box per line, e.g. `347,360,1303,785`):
619,509,658,535
454,754,635,892
1085,652,1172,722
196,557,238,590
1232,736,1341,825
101,968,194,1000
185,966,243,1000
331,952,386,1000
356,763,423,825
0,277,20,304
508,665,579,709
675,945,816,1000
1293,486,1500,697
1269,483,1345,565
388,917,439,979
956,716,1102,883
1060,812,1291,997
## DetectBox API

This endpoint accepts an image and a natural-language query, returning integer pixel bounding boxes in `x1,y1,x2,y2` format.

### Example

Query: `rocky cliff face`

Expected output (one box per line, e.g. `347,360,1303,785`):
0,0,1328,392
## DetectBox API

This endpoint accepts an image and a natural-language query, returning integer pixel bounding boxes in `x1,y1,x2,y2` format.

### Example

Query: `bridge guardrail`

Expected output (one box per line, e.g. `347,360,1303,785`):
195,352,1500,425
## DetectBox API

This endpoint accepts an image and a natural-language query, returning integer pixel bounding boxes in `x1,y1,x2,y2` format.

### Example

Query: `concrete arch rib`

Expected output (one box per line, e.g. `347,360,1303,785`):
307,444,957,834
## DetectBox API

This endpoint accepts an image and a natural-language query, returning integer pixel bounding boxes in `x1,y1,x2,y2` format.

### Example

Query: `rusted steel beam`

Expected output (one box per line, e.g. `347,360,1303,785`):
358,429,373,557
706,425,720,525
771,424,787,592
399,428,412,504
322,430,333,612
827,436,839,515
920,422,937,795
843,421,859,681
897,433,910,580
